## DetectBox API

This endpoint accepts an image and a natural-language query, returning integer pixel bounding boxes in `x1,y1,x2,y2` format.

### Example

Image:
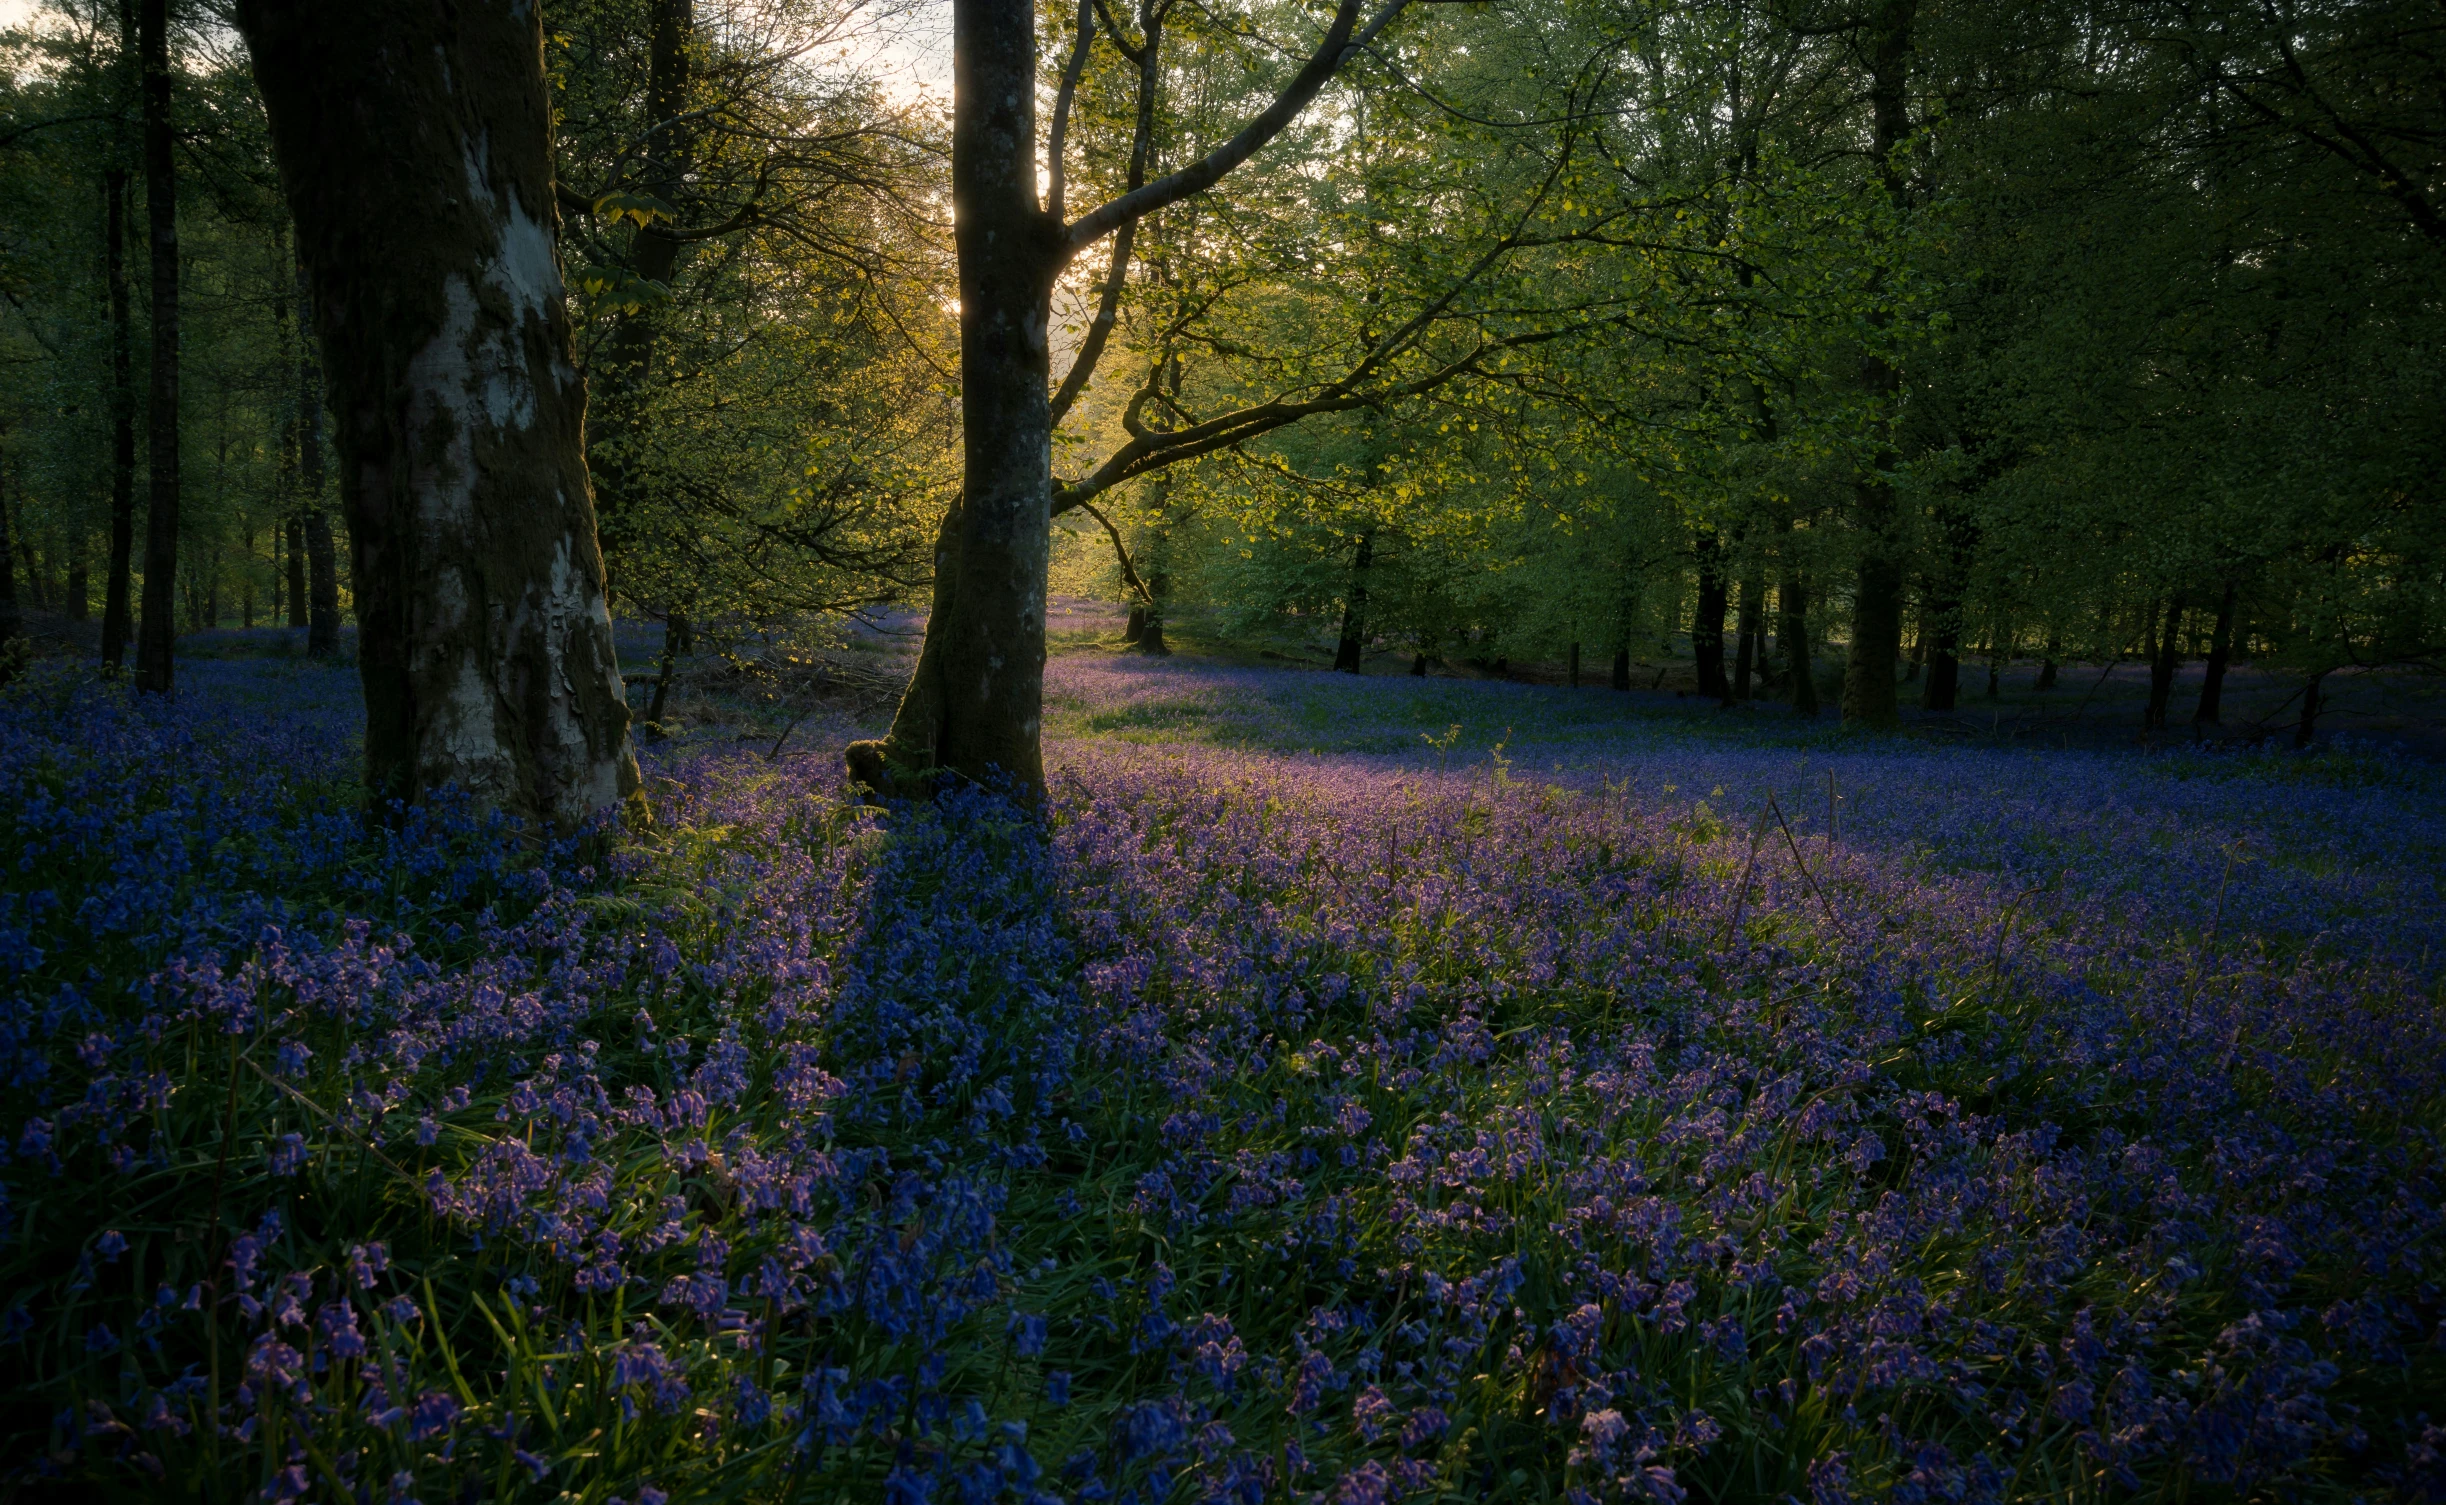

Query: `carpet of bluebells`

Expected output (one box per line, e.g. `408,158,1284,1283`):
3,652,2444,1504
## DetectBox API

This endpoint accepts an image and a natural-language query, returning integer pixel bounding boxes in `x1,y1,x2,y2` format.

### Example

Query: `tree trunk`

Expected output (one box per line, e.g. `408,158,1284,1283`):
2036,632,2059,690
292,245,343,658
1332,531,1373,673
1733,571,1761,699
1611,645,1630,691
2294,668,2324,749
645,609,687,726
236,0,641,825
1986,620,2006,698
19,537,47,612
66,533,88,621
1123,604,1145,642
0,462,21,644
590,0,693,584
1134,562,1171,657
1902,604,1921,683
132,0,179,694
1568,639,1580,688
101,171,136,667
1781,569,1817,716
1838,0,1915,730
1692,535,1728,701
284,515,306,627
2194,582,2235,724
845,0,1066,799
1919,512,1970,711
2144,593,2184,733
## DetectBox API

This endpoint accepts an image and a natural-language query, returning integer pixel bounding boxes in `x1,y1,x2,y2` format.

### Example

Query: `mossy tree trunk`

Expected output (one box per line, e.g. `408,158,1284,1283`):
236,0,641,826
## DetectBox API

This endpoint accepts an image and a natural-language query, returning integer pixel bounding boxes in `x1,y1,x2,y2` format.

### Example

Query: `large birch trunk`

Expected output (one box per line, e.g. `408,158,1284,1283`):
236,0,641,826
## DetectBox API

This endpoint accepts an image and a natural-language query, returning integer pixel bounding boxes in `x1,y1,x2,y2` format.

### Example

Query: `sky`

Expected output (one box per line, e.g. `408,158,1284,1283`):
1,0,954,101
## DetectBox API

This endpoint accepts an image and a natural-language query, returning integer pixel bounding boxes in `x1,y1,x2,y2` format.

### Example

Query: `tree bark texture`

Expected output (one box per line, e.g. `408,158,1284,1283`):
1333,532,1373,673
1692,535,1728,701
132,0,179,695
101,167,136,669
1611,646,1631,691
2195,583,2235,724
850,0,1060,797
236,0,640,825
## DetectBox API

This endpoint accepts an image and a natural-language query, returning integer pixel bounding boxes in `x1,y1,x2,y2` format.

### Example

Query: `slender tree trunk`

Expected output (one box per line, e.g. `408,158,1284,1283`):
101,172,137,667
1919,511,1971,710
0,462,21,644
1781,568,1817,716
1986,619,2006,698
2294,668,2324,749
645,609,687,726
1692,534,1728,700
1411,652,1427,677
1568,639,1580,688
1137,597,1168,655
2036,632,2058,690
1333,531,1372,673
66,533,88,621
590,0,694,585
2144,593,2184,733
132,0,179,693
284,515,306,627
1611,645,1630,691
1838,0,1915,729
2194,582,2235,724
1123,604,1145,642
1733,572,1761,699
20,538,48,612
242,523,255,628
236,0,641,824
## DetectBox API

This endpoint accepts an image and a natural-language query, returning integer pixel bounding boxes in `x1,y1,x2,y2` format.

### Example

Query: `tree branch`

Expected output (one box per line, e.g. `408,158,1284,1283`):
1045,0,1096,221
1064,0,1409,252
1051,0,1164,427
1076,498,1154,601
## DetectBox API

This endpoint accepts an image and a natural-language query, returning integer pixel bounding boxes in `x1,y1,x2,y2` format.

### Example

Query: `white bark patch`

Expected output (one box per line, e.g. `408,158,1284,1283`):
402,276,481,526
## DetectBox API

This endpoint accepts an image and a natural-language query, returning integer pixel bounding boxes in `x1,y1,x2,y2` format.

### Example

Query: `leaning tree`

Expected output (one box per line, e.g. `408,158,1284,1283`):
232,0,641,825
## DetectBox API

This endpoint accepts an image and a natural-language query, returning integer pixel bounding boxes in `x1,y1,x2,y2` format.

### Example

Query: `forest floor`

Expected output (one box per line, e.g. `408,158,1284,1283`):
3,629,2443,1502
